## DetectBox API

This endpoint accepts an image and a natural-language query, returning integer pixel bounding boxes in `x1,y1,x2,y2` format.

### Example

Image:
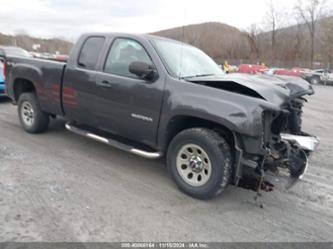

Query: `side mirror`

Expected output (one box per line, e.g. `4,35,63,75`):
0,56,4,63
129,61,158,82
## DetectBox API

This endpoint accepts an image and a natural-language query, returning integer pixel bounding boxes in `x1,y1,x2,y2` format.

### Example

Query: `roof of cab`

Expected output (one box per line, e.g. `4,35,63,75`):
79,32,183,44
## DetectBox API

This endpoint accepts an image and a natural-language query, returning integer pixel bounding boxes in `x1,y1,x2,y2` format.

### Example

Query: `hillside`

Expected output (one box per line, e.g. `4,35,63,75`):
153,20,333,67
256,16,333,67
0,33,73,54
153,22,251,63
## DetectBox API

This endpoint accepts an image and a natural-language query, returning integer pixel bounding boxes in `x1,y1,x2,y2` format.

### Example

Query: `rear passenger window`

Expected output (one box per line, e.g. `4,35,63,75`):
78,37,105,70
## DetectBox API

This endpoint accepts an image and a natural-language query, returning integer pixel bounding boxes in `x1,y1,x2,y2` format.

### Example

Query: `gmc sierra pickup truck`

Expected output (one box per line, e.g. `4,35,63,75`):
4,33,319,199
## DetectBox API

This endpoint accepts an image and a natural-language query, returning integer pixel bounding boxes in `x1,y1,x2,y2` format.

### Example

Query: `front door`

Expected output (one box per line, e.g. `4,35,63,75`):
94,38,165,147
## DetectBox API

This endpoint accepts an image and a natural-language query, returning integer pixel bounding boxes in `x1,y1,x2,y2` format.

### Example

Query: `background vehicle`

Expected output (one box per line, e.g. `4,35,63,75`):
0,46,32,59
264,67,282,76
269,68,309,78
238,64,268,74
273,68,301,77
0,61,5,96
321,71,333,85
4,33,319,200
302,69,332,85
274,69,300,77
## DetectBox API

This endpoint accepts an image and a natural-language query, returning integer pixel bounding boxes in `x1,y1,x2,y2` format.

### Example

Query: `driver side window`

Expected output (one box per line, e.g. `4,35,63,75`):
104,38,153,78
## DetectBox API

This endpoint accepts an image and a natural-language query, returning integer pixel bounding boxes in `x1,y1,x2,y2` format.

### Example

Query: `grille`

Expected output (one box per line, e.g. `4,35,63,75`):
271,98,304,135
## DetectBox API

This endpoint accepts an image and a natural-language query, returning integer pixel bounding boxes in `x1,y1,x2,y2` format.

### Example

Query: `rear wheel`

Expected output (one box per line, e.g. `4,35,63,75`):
167,128,233,200
18,92,49,133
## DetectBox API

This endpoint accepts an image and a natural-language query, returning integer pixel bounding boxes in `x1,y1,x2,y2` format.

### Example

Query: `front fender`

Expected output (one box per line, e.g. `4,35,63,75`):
156,77,284,154
159,90,268,136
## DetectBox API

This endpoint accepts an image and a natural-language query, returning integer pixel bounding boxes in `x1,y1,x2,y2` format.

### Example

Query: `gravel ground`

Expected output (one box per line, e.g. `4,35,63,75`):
0,85,332,242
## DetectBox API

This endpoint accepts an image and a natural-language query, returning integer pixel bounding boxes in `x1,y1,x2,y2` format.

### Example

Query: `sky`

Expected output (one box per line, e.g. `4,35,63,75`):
0,0,306,41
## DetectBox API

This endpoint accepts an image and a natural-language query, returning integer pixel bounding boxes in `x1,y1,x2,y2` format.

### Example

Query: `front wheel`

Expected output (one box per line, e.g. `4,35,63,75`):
310,76,320,85
18,92,49,134
167,128,233,200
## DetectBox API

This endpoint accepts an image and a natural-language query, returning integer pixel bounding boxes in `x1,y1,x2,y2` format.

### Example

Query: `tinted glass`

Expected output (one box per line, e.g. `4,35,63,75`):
78,37,105,70
104,38,152,78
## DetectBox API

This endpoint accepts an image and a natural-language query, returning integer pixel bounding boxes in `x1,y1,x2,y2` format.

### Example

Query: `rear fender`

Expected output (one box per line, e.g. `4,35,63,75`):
10,64,43,102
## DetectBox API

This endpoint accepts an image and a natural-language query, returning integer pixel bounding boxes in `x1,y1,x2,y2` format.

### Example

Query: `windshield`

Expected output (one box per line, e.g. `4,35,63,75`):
151,38,224,79
5,47,31,58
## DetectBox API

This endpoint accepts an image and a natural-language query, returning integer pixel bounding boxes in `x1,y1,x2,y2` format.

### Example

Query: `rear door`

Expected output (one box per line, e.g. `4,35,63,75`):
63,36,106,126
94,37,165,147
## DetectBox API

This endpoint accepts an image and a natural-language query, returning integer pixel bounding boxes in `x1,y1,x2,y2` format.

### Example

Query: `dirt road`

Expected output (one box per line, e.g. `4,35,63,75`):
0,85,332,242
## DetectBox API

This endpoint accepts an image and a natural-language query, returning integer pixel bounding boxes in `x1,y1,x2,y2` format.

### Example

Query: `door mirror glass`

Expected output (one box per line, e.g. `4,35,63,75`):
129,61,157,81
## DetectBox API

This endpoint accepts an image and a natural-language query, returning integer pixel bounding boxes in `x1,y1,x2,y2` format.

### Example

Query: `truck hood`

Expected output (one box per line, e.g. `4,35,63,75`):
189,73,314,106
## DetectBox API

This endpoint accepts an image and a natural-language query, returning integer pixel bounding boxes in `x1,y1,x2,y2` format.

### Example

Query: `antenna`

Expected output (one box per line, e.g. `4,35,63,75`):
179,7,186,79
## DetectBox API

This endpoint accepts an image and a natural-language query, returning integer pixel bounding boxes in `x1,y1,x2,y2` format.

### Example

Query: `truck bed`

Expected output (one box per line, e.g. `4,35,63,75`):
5,56,66,115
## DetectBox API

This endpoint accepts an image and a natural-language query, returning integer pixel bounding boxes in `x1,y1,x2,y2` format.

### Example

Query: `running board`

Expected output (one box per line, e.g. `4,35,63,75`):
65,123,163,159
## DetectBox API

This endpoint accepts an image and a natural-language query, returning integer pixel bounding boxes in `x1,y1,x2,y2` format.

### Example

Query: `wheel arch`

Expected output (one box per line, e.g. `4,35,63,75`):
13,78,37,102
161,115,237,152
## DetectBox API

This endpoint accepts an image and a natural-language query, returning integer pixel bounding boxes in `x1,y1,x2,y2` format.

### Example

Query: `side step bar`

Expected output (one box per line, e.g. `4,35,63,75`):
65,123,163,159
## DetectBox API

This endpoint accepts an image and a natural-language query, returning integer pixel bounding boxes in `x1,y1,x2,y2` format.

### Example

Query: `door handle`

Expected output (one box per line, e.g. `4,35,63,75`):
96,80,112,88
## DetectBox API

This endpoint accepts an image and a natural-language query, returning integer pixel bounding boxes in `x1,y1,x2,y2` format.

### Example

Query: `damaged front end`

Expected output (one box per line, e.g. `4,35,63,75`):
261,96,320,189
239,93,320,192
188,74,319,191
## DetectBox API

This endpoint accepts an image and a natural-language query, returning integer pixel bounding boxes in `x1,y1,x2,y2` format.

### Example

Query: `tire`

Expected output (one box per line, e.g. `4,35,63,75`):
310,76,320,85
167,128,233,200
18,92,49,133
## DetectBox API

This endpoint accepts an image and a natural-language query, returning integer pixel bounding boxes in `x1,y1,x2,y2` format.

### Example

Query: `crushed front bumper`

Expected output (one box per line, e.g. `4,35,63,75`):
281,133,320,153
234,133,320,192
280,133,320,188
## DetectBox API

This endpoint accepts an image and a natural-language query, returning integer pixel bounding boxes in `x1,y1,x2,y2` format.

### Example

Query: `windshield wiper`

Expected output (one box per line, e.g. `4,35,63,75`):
181,74,216,79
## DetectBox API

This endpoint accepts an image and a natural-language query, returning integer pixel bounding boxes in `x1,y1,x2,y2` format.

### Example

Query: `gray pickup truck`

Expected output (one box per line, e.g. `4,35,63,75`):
3,33,319,199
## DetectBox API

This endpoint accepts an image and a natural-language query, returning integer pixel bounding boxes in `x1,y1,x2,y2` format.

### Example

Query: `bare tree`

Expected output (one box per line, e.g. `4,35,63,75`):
320,18,333,67
265,0,285,60
295,0,327,68
245,24,261,61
